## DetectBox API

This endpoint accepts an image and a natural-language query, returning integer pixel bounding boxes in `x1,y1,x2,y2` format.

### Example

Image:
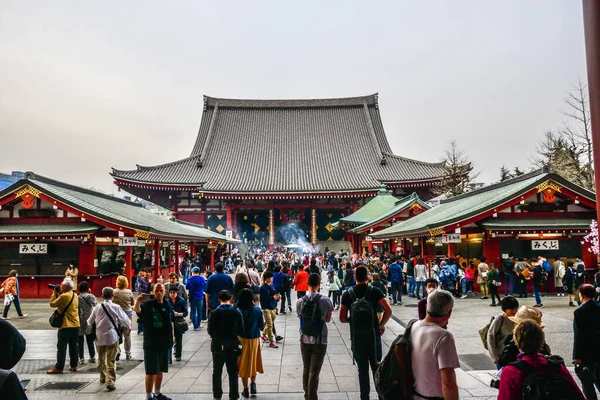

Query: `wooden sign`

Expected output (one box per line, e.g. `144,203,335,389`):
442,233,461,243
118,237,138,247
19,243,48,254
531,240,559,250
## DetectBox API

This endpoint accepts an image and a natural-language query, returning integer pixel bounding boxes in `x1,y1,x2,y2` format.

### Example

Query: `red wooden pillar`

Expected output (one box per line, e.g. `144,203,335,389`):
78,235,96,275
447,243,455,258
210,247,215,271
233,210,238,234
153,239,161,277
174,240,180,275
190,241,195,257
125,246,133,288
226,202,233,230
420,237,426,259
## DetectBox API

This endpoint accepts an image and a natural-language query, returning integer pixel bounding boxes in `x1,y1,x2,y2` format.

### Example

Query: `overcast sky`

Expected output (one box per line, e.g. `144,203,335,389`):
0,1,588,195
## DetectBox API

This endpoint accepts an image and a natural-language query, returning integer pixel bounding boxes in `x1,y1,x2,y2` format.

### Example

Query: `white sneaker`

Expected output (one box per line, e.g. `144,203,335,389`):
461,295,467,299
19,314,28,319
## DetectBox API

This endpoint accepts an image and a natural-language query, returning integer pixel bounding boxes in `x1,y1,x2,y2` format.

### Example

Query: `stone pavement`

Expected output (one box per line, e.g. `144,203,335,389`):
5,290,588,400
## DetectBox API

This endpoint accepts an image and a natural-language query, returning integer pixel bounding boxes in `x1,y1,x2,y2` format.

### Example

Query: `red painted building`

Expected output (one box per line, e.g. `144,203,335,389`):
111,94,446,249
0,173,235,297
372,169,597,291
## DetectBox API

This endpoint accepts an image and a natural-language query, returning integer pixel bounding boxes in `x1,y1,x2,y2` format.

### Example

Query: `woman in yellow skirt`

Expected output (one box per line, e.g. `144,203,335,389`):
236,288,265,398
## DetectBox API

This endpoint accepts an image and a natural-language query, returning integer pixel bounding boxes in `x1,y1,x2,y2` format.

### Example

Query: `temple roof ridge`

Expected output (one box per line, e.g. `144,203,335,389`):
203,93,378,109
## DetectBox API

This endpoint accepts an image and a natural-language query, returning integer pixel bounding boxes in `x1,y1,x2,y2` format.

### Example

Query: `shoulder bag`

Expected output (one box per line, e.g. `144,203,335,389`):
49,293,75,328
102,303,124,344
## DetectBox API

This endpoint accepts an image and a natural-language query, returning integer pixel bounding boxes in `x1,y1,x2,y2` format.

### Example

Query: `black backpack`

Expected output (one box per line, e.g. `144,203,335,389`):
375,319,416,400
300,294,324,340
509,358,580,400
349,286,376,337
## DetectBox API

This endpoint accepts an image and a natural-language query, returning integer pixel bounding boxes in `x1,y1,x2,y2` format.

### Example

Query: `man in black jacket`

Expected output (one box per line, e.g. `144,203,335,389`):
208,290,244,400
502,254,515,296
573,284,600,400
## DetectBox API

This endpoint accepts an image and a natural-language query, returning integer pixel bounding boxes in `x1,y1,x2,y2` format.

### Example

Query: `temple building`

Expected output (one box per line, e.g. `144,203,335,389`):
371,169,597,290
0,172,235,297
111,94,446,249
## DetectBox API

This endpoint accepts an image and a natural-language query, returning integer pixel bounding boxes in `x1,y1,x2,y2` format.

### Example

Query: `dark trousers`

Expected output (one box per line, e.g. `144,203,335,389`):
280,288,291,312
328,290,340,307
212,350,239,400
174,330,183,358
300,343,327,400
517,277,527,296
297,291,306,300
78,334,95,359
489,284,501,305
352,335,382,400
576,361,600,400
56,327,79,370
390,282,402,303
2,296,23,317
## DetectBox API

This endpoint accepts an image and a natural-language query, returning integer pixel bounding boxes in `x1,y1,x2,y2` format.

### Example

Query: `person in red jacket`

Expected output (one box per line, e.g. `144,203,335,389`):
498,319,584,400
292,265,309,300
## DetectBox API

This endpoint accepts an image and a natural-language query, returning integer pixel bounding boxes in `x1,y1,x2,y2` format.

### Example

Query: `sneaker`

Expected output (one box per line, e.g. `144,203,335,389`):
275,335,284,342
242,388,250,398
46,367,63,374
569,302,576,307
89,357,96,363
126,354,132,360
155,394,172,400
461,295,467,299
106,385,116,391
268,342,279,348
175,357,181,362
490,304,496,307
398,301,403,305
1,317,10,320
261,335,269,342
250,382,257,395
78,358,85,365
69,367,77,372
279,311,286,315
288,305,292,312
19,314,28,318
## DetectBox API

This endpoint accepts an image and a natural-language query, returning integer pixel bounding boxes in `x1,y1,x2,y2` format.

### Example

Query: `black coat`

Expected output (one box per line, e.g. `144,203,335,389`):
573,300,600,362
207,305,244,353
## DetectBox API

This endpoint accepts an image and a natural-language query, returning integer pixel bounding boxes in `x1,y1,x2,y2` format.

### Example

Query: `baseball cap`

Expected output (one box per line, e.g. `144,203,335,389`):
191,266,200,273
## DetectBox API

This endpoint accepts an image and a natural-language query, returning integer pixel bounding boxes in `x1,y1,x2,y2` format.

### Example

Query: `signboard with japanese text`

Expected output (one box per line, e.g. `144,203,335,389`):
531,240,559,251
442,233,461,243
118,237,138,247
19,243,48,254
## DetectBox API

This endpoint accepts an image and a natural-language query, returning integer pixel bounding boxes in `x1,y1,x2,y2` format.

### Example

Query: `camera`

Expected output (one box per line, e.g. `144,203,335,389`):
490,379,500,389
48,284,60,290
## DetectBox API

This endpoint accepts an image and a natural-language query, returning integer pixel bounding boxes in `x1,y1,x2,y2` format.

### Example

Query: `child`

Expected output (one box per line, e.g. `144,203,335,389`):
486,263,501,307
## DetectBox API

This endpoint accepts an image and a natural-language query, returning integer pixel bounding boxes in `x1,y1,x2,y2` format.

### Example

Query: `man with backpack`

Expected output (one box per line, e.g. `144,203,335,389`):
340,265,392,400
387,255,403,305
297,273,333,400
411,289,459,400
573,284,600,400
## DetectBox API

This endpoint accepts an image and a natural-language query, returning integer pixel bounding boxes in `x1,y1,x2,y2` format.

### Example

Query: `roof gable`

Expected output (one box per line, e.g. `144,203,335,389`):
338,188,400,225
0,173,235,242
372,170,596,238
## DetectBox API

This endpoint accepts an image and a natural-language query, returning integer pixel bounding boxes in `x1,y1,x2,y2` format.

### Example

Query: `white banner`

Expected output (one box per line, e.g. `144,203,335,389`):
442,233,461,243
19,243,48,254
118,237,138,247
531,240,559,251
435,237,444,247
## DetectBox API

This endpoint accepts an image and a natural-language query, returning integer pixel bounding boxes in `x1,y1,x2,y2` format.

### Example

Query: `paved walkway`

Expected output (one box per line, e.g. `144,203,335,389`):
5,290,588,400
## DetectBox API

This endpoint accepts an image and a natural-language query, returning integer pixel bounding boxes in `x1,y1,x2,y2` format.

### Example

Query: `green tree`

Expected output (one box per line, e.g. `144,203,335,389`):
434,139,474,197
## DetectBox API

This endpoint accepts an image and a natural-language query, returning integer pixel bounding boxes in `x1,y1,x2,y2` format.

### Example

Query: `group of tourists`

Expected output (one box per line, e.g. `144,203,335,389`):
3,246,600,400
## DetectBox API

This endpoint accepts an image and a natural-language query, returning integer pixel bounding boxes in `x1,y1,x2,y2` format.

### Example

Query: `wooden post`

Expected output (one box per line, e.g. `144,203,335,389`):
174,240,180,276
268,209,275,250
125,246,132,288
447,242,455,258
226,202,233,230
153,239,161,278
311,209,317,246
210,247,215,271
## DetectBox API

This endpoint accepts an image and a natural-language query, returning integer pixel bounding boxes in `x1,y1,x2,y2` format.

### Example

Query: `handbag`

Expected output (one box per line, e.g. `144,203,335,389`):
49,293,75,328
174,318,189,333
3,293,13,306
102,303,124,344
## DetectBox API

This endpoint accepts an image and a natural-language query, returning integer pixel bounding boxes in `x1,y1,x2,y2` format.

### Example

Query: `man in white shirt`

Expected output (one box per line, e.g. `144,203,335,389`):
88,287,131,391
410,289,460,400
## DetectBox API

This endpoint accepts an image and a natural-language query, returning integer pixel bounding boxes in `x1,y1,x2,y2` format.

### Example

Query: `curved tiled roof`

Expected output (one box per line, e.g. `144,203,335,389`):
112,94,445,193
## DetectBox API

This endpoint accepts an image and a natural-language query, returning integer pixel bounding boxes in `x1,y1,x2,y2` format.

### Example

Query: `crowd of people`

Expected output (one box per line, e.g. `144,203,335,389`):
1,248,600,400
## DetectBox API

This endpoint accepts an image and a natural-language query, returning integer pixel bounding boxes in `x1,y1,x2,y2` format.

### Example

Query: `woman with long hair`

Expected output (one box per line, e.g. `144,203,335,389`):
113,275,134,360
236,288,265,398
327,269,342,310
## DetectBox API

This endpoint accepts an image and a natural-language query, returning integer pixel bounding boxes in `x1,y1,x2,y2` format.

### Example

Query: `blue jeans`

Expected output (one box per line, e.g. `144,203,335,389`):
533,285,542,305
190,298,203,329
183,268,189,285
407,276,415,296
461,278,467,295
352,335,382,400
2,295,23,317
504,273,515,296
390,282,403,303
415,281,425,299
